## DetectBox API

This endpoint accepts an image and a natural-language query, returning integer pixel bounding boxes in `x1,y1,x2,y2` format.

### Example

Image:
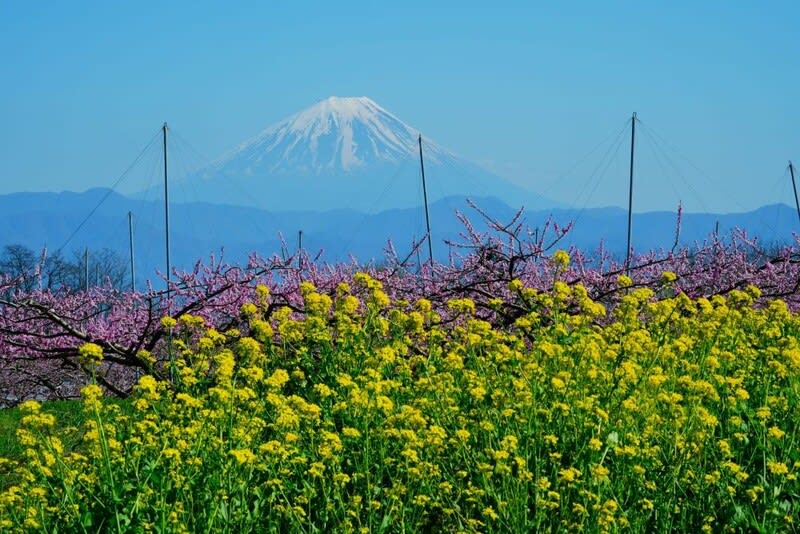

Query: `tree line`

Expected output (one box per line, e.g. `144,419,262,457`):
0,244,129,292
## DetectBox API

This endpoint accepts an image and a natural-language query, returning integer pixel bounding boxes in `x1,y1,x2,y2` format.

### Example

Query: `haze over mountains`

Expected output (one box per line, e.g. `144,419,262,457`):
2,188,798,284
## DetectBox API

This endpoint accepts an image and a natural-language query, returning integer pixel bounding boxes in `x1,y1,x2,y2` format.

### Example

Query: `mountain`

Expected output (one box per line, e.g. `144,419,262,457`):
2,189,799,288
165,96,556,213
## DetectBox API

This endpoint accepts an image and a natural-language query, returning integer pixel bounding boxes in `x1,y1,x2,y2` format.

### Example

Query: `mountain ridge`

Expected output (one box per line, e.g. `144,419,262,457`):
3,189,798,286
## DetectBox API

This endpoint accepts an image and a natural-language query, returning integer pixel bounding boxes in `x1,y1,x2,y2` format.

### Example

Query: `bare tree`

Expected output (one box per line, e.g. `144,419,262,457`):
43,250,81,290
0,244,129,292
64,248,128,290
0,244,37,292
88,248,127,289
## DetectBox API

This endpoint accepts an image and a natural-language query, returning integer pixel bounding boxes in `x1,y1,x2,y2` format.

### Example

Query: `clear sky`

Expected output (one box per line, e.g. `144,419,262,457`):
1,1,798,212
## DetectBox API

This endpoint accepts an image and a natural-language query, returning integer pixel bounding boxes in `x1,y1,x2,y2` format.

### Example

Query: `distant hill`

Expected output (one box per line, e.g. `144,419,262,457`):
2,189,798,287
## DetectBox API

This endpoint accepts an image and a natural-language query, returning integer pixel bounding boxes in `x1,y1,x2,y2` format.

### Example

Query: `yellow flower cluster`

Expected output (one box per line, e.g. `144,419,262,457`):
552,249,571,269
1,276,799,532
78,342,104,368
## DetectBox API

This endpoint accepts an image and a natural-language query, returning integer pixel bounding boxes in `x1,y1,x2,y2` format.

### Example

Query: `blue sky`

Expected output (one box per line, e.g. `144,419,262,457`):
1,1,798,212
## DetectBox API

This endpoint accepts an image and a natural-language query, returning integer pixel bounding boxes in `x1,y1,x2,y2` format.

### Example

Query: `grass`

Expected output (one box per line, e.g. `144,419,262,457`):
0,398,130,490
0,400,84,461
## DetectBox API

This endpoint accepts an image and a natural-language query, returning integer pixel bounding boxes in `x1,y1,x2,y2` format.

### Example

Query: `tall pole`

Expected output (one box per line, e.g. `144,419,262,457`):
625,112,637,272
162,123,171,301
298,230,303,270
789,161,800,226
418,134,434,267
84,247,89,292
128,211,136,292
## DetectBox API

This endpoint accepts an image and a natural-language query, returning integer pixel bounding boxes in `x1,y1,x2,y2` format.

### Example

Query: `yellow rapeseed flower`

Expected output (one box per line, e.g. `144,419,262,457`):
78,342,104,367
660,271,678,283
767,461,789,476
552,250,570,269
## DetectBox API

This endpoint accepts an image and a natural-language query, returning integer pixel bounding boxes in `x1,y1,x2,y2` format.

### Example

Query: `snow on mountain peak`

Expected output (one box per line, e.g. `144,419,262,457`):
179,96,555,213
221,96,449,175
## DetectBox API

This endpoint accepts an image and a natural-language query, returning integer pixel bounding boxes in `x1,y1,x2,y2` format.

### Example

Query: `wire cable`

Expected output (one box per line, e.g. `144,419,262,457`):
55,130,161,254
570,128,628,229
535,119,633,200
335,155,414,260
564,121,630,211
640,125,709,212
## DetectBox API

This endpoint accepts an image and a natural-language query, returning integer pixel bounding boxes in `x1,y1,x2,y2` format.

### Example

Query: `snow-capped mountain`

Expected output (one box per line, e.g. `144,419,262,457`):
175,96,554,213
220,96,450,175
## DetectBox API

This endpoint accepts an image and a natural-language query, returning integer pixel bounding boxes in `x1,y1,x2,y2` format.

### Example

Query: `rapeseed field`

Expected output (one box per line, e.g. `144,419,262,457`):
1,272,798,532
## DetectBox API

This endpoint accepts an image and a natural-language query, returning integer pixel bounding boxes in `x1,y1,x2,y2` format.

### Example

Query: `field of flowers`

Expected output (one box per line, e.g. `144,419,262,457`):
2,261,799,532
